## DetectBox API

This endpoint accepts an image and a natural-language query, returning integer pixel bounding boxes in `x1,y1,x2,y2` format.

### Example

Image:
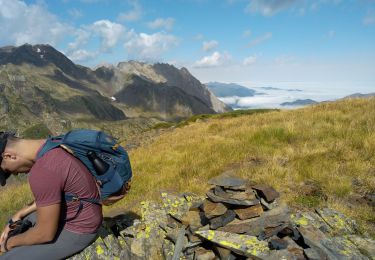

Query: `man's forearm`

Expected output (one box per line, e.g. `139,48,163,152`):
12,201,36,221
6,225,53,250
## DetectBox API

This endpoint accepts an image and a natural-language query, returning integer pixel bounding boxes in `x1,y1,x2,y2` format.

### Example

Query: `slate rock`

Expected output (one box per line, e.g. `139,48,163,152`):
303,248,322,260
269,237,288,250
252,184,280,203
195,230,270,258
298,225,368,260
162,239,175,260
181,210,205,228
291,211,331,234
347,235,375,259
213,245,238,260
259,223,289,240
315,208,359,236
206,190,259,206
267,249,306,260
214,186,257,201
194,247,216,260
161,192,192,221
209,210,236,229
202,199,227,219
208,172,247,188
234,203,263,220
218,218,259,234
260,197,279,210
172,227,188,260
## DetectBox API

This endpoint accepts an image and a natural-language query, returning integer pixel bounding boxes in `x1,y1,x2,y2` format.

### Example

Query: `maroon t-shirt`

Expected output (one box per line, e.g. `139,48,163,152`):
29,145,102,234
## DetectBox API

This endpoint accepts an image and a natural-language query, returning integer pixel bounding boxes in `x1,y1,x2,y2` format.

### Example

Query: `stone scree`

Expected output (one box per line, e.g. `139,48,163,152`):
68,173,375,260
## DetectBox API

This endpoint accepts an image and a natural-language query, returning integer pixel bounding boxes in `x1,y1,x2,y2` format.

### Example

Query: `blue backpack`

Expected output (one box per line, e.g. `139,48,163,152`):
37,129,132,210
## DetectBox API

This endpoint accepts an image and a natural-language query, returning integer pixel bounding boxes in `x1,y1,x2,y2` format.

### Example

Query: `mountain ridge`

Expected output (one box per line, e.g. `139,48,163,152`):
0,44,230,135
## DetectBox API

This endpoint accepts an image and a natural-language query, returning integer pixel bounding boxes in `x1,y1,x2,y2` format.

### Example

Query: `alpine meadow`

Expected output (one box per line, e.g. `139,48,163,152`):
1,97,374,237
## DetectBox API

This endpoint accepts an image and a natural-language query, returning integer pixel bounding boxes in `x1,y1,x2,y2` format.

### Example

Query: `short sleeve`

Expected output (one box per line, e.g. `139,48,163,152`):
29,165,62,207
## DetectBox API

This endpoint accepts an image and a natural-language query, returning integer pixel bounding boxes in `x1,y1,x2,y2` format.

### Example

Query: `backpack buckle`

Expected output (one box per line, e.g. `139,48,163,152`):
72,196,80,202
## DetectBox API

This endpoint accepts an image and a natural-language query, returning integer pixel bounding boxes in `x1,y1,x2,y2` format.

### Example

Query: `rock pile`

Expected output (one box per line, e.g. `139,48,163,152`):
69,173,375,260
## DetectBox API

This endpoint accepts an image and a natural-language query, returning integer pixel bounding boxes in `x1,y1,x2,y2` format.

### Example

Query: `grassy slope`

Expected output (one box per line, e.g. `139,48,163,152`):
1,98,374,236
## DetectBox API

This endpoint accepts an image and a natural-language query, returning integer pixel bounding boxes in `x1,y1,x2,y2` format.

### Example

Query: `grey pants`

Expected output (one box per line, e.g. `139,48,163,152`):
0,213,97,260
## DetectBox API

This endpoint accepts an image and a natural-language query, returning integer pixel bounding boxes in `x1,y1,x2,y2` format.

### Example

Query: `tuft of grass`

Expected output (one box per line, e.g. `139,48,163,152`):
22,123,52,138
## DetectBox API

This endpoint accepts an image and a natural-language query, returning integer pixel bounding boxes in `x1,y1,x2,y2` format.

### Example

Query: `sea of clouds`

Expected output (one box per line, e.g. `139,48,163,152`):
218,81,375,109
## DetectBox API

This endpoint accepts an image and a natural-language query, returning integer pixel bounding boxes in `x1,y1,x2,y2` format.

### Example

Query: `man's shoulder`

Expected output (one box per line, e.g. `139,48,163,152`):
31,147,75,173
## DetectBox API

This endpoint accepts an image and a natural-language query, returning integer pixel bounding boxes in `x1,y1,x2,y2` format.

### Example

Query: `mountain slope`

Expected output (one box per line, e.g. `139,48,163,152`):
0,44,230,134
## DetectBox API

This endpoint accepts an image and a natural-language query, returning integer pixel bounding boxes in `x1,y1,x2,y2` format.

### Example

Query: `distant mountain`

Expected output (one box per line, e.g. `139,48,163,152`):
0,44,230,135
205,82,256,97
258,87,302,92
343,93,375,99
280,99,318,106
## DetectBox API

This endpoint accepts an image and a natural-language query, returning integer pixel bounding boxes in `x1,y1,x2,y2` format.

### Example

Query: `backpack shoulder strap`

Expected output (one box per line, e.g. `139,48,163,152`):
37,134,66,159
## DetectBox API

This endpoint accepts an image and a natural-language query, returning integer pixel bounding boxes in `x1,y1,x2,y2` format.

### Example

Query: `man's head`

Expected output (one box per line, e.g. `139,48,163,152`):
0,131,15,186
0,132,44,186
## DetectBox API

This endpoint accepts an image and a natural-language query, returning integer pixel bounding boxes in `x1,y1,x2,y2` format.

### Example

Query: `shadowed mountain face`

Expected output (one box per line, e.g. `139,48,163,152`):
0,44,230,133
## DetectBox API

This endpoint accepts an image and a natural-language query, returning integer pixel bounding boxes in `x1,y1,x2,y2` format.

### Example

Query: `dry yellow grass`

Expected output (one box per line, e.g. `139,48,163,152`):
1,97,374,236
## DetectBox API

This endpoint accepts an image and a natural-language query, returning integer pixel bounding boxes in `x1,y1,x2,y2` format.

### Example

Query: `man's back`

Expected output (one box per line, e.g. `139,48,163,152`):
29,146,102,233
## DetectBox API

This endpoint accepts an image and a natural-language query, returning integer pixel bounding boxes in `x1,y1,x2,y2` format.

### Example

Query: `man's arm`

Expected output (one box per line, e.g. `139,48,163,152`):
4,203,60,250
0,201,37,245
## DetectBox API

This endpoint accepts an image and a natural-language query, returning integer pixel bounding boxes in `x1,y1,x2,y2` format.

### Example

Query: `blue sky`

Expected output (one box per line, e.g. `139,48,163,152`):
0,0,374,94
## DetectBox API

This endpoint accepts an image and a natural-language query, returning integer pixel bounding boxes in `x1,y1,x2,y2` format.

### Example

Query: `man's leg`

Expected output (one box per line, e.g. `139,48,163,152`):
1,229,97,260
0,212,97,260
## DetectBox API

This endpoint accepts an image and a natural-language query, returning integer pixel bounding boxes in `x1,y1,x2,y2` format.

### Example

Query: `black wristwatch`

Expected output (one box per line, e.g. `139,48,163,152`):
8,218,15,226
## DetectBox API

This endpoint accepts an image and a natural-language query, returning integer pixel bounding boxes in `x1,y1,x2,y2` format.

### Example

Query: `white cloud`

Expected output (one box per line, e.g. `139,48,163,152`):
68,8,83,19
363,9,375,26
243,55,257,66
66,49,98,62
0,0,73,46
124,30,179,61
246,0,297,16
147,18,175,31
194,51,232,68
202,40,219,52
242,30,252,38
68,28,91,50
245,0,343,17
246,32,272,48
118,1,142,22
91,20,125,51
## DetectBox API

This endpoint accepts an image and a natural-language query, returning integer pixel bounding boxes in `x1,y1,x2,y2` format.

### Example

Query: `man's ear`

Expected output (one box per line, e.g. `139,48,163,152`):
2,151,17,160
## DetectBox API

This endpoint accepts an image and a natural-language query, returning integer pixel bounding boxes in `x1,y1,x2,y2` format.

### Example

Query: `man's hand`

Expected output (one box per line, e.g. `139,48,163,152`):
0,224,11,246
1,239,7,253
0,201,36,246
5,203,60,250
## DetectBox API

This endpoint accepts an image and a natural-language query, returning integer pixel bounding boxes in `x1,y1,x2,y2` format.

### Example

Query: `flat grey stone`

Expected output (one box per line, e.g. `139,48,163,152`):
252,184,280,203
206,190,259,206
195,230,270,258
234,203,263,220
347,235,375,259
210,210,236,229
315,208,359,236
207,172,247,188
202,199,227,219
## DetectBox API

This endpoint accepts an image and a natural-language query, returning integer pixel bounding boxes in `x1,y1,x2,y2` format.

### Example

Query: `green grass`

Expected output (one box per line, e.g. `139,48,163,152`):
1,98,374,236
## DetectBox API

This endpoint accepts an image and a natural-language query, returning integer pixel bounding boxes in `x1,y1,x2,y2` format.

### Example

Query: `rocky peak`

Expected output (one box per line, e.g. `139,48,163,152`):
0,44,94,81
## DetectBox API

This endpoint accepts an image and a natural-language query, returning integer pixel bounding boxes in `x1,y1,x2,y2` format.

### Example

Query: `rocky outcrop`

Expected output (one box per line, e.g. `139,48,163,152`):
69,173,375,260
